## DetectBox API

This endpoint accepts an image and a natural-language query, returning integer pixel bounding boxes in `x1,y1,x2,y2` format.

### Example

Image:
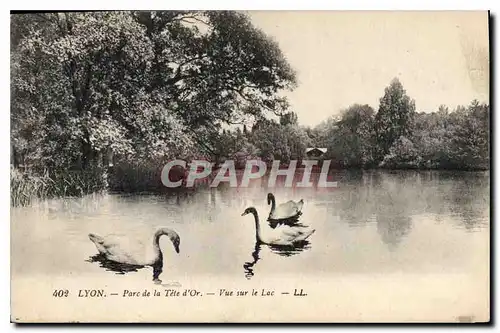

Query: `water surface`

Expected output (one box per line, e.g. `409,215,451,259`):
11,170,490,322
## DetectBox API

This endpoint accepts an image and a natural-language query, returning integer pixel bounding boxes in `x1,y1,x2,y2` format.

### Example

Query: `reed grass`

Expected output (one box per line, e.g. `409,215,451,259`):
10,166,108,207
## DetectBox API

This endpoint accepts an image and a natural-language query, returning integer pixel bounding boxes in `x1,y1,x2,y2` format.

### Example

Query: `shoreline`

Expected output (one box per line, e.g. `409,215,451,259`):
10,168,490,208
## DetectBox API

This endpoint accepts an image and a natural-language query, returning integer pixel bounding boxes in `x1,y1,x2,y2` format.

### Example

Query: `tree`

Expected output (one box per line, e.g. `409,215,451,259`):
251,120,291,163
374,78,416,161
11,11,297,175
448,100,489,169
134,11,297,130
11,12,184,171
312,105,375,167
284,124,312,161
280,111,298,126
336,104,376,167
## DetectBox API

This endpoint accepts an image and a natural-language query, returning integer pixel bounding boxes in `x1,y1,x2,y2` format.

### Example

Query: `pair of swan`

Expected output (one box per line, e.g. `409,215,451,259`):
88,194,313,283
242,193,314,246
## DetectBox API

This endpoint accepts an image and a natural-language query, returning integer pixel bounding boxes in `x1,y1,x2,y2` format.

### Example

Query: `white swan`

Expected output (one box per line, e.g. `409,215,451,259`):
88,227,180,283
241,207,315,246
267,193,304,221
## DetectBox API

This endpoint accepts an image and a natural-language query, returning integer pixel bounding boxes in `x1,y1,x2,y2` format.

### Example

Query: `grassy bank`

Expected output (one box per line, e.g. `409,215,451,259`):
10,167,107,207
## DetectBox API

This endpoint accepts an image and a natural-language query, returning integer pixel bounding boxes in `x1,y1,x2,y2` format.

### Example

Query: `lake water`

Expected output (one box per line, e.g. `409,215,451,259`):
11,170,490,322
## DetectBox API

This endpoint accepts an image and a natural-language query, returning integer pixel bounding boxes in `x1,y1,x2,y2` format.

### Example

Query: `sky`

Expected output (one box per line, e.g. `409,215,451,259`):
247,11,490,127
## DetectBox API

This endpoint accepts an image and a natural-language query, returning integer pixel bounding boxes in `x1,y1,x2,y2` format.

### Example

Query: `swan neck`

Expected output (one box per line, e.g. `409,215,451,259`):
251,210,262,242
153,228,171,250
269,195,276,213
153,233,164,251
154,228,180,254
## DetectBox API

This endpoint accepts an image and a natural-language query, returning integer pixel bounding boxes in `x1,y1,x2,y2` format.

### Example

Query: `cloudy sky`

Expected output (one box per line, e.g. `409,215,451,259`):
247,11,489,127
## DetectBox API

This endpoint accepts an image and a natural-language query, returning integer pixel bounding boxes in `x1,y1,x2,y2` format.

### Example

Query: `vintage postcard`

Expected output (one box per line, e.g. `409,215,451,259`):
10,10,490,323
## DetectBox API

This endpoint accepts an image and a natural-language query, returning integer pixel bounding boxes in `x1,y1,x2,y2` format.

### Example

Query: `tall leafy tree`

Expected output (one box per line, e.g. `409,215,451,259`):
374,78,416,161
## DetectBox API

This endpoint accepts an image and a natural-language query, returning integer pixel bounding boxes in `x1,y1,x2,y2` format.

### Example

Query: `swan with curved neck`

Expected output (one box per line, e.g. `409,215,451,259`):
241,207,263,242
242,207,315,246
88,227,180,283
267,193,304,222
267,193,277,215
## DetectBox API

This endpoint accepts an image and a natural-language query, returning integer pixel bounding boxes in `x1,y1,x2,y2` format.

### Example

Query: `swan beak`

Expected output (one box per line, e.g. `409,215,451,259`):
241,212,247,216
175,244,180,253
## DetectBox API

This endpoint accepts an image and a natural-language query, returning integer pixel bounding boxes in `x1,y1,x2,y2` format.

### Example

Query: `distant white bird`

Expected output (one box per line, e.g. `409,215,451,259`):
241,207,315,246
267,192,304,222
88,227,180,283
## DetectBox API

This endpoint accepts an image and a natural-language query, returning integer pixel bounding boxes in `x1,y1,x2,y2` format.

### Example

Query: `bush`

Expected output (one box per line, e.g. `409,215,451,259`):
379,136,422,169
108,160,167,193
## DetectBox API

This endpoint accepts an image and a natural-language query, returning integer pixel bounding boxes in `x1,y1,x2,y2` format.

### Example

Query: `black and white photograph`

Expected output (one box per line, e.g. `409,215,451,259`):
9,10,490,323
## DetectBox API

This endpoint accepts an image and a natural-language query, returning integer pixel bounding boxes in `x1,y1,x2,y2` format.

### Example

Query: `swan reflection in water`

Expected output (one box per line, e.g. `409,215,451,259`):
86,254,182,287
243,240,312,279
86,253,145,275
86,253,166,285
